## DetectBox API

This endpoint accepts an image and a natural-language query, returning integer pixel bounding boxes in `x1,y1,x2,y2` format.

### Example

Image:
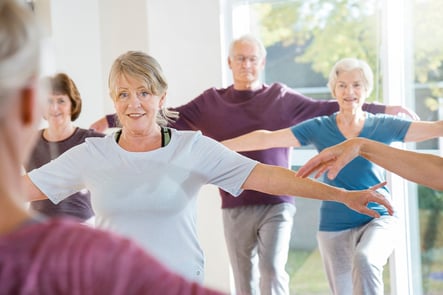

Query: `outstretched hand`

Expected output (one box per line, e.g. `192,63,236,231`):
297,139,360,179
344,181,393,218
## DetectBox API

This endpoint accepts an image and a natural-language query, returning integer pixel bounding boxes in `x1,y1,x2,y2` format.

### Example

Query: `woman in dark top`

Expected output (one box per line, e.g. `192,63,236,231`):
25,73,104,222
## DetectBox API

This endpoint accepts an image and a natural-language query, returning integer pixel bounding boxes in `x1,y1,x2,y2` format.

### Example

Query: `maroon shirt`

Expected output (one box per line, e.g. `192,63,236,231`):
0,218,225,295
25,128,104,220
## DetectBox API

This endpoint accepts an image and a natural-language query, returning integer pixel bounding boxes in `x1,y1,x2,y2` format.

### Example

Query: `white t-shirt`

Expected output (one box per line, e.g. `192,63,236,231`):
28,129,258,282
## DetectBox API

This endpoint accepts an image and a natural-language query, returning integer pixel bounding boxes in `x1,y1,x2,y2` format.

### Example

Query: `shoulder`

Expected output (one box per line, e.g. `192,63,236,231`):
30,218,141,253
171,129,210,145
175,87,226,109
264,82,290,94
170,129,233,154
267,82,315,100
78,128,106,138
268,82,288,90
84,132,113,143
200,86,229,97
302,114,333,125
367,112,409,122
7,218,105,245
3,218,204,295
365,113,412,134
76,133,114,154
291,114,332,133
23,219,162,276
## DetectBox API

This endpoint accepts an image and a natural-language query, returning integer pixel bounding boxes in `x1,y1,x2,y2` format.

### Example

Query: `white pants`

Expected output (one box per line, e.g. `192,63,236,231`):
223,203,296,295
317,215,399,295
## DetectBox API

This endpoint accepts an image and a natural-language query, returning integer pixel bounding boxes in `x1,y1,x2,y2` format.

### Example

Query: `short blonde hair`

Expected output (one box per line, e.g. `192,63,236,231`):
327,58,374,99
108,51,178,127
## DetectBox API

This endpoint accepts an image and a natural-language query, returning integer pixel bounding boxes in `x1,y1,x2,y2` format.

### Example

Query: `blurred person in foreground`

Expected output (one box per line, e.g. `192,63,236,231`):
25,72,104,223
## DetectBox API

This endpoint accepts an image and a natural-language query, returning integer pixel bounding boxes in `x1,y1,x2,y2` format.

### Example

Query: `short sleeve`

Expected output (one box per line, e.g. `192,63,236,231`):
185,133,258,196
28,144,88,204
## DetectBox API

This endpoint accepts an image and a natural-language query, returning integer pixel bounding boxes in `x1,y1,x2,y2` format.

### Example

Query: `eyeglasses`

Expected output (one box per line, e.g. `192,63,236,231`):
232,55,261,65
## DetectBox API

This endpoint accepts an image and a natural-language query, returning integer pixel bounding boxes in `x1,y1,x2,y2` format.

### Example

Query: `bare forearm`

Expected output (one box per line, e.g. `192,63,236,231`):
244,164,347,201
23,174,48,201
244,163,393,217
222,130,274,152
359,138,443,190
223,128,299,152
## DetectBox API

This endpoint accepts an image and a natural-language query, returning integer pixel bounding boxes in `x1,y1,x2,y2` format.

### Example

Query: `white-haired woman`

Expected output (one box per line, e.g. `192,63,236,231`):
222,58,443,294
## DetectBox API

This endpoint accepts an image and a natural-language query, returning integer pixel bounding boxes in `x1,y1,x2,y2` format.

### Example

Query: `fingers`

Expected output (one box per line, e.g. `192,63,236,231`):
347,188,394,217
298,154,349,180
372,194,394,215
366,182,393,215
296,163,323,178
325,167,339,180
369,181,387,191
358,207,381,218
366,187,394,216
296,160,319,178
297,158,333,178
324,155,356,179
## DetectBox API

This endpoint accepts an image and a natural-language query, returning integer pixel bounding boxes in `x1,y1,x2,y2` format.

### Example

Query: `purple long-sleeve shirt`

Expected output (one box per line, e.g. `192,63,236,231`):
107,83,385,208
0,218,225,295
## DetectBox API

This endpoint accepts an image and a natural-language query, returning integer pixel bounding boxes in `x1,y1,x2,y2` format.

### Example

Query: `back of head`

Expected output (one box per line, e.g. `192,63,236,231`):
0,0,40,116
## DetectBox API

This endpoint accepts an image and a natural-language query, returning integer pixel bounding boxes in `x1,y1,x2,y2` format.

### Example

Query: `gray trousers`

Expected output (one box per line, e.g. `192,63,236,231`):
223,203,296,295
317,215,399,295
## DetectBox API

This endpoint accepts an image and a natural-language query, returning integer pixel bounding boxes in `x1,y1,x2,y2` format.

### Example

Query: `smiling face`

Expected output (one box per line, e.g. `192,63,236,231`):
113,74,165,134
334,69,368,112
44,93,73,127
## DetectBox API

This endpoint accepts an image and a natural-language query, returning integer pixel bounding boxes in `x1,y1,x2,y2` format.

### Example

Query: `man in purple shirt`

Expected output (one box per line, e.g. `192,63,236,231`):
91,35,417,295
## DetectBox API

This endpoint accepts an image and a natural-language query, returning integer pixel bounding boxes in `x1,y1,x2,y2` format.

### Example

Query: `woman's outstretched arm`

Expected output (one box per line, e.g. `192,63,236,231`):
243,162,393,218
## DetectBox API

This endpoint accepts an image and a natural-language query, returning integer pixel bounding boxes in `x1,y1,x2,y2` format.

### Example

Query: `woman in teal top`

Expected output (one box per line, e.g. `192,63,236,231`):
222,57,443,295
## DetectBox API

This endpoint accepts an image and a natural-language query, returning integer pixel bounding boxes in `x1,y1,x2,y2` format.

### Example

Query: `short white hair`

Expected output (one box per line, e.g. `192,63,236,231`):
327,58,374,98
229,34,267,59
